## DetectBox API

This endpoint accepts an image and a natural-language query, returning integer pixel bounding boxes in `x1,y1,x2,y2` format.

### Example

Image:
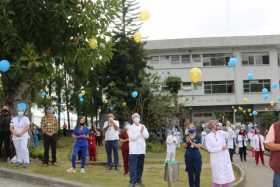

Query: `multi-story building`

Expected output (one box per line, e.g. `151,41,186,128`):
145,35,280,124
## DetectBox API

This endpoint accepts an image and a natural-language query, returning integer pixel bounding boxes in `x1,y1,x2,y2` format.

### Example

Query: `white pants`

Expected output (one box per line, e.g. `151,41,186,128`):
13,138,30,164
166,151,176,161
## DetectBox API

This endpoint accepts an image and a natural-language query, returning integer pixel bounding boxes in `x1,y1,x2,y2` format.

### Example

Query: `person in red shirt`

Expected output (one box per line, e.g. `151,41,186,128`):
120,124,129,175
88,129,97,161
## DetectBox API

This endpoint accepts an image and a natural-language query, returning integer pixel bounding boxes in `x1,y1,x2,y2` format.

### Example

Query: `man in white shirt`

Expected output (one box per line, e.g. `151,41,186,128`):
127,113,149,187
103,113,119,170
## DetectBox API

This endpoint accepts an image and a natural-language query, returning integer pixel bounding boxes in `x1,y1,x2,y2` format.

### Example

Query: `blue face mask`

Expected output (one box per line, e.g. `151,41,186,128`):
188,128,196,134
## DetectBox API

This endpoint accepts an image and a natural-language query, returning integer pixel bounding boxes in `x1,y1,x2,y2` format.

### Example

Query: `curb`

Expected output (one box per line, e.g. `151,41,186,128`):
232,163,246,187
0,167,98,187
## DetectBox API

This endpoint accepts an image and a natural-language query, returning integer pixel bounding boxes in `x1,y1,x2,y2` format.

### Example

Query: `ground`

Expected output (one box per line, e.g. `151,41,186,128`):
0,137,240,187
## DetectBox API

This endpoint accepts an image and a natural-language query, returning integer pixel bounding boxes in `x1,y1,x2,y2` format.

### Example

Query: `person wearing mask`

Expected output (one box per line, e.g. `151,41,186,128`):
41,107,59,166
120,124,129,175
67,116,90,173
205,120,235,187
0,106,12,161
252,128,265,166
265,122,280,187
237,128,248,162
184,124,202,187
103,112,119,170
10,103,30,167
127,113,149,187
226,121,236,162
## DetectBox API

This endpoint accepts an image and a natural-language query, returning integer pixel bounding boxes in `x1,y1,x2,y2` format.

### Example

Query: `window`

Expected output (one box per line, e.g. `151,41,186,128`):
170,55,180,64
150,56,159,64
193,113,213,117
160,55,169,61
204,81,234,94
202,53,232,67
182,55,190,63
191,54,201,63
242,52,269,65
182,82,192,90
243,79,271,93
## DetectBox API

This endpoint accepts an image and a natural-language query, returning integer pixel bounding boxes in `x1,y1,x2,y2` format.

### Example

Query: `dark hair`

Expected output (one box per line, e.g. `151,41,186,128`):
76,116,87,128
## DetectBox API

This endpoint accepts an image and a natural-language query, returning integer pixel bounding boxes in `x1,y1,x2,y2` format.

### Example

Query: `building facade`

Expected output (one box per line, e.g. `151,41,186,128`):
145,35,280,125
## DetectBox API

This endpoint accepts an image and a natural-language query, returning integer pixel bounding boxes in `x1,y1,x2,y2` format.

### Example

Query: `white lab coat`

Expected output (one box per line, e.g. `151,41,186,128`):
205,131,235,184
252,134,265,151
227,128,236,149
166,134,178,161
237,134,248,148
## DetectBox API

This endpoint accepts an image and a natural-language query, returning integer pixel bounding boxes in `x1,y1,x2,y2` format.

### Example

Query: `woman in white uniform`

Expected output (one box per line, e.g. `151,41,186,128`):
205,120,235,187
10,103,30,167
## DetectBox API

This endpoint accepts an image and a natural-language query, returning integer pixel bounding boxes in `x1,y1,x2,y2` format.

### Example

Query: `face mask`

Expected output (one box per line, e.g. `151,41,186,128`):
18,111,24,116
133,117,140,124
188,128,196,134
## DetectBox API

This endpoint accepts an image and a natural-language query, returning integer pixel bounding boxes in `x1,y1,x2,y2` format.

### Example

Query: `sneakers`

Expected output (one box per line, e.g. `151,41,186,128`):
23,163,29,168
66,168,76,173
80,168,85,173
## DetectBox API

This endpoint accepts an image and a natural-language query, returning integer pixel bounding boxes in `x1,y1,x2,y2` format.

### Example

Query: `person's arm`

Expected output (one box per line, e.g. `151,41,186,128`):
205,136,225,153
103,122,109,132
141,125,149,139
266,143,280,151
265,124,279,151
191,136,202,149
128,128,141,141
112,120,119,131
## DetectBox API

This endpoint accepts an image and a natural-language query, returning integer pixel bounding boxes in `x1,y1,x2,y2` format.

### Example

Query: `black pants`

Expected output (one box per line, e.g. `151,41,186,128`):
188,169,201,187
0,131,11,159
43,134,57,164
229,149,235,162
129,154,145,184
239,147,247,162
96,136,102,146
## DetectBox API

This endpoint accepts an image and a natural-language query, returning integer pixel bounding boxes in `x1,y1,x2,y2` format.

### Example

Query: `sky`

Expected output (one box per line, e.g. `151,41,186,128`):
139,0,280,40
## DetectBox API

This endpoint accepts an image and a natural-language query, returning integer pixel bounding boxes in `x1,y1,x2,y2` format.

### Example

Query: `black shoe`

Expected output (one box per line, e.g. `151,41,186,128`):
128,183,135,187
108,166,113,170
51,162,57,166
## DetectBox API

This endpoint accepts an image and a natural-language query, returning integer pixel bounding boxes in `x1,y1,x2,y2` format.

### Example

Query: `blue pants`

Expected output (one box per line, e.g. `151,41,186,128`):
72,144,87,169
187,169,201,187
105,140,119,167
33,135,39,147
129,154,145,184
274,172,280,187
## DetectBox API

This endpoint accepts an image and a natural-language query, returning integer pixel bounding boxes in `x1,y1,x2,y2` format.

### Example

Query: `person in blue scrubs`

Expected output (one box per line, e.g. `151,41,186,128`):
67,116,89,173
184,124,202,187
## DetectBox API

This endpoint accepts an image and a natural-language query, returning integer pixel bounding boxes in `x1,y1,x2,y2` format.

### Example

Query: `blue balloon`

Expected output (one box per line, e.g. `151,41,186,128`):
40,91,48,97
272,82,279,90
262,88,269,94
262,93,269,100
79,96,85,103
131,91,139,98
252,111,258,116
228,57,237,67
247,73,254,81
0,60,10,73
16,102,28,111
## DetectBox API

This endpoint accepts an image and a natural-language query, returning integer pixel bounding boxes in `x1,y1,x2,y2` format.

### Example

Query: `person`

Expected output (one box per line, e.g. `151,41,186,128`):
63,122,68,137
103,112,119,170
96,127,103,146
31,123,40,148
265,122,280,187
226,122,236,162
41,107,59,166
205,120,235,187
120,124,129,175
237,128,248,162
67,116,90,173
184,124,202,187
127,113,149,187
10,103,30,167
252,128,265,166
0,106,12,161
166,131,178,161
201,127,207,146
88,129,97,161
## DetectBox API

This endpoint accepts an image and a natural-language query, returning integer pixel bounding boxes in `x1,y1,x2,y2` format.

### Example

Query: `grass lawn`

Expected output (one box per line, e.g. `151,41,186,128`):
0,137,240,187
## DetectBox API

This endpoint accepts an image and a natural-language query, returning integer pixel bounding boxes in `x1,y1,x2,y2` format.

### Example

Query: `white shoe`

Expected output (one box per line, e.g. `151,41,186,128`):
67,168,76,173
80,168,85,173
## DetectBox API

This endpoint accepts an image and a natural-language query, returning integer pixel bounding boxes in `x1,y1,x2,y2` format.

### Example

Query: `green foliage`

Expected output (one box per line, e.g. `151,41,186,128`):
256,112,279,132
30,147,44,160
165,76,182,95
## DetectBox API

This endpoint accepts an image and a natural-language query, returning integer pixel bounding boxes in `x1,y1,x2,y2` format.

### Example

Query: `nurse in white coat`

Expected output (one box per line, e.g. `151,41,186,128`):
205,120,235,187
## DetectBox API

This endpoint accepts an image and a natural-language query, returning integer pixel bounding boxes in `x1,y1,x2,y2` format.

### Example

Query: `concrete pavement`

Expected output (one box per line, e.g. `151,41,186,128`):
0,177,46,187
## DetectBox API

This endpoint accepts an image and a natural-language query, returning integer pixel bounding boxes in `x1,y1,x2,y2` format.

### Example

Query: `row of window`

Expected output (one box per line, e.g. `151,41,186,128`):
165,79,271,94
150,52,270,66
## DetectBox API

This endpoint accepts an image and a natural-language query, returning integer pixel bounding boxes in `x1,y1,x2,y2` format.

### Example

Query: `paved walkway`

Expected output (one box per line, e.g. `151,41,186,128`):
0,177,46,187
235,152,273,187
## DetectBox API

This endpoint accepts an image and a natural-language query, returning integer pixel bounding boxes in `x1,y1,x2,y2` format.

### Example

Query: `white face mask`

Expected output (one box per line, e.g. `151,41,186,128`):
133,117,140,124
18,111,24,116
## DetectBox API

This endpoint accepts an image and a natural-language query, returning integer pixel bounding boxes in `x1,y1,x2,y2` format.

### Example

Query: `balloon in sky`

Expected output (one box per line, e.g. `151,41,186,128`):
228,57,237,67
122,102,127,107
134,32,142,43
243,97,248,103
81,90,86,96
252,110,258,116
0,59,11,73
249,113,252,116
247,72,254,81
189,67,202,84
247,108,252,113
16,102,28,111
262,88,269,94
131,91,139,98
262,93,269,100
272,82,279,90
89,37,98,49
139,10,150,21
79,96,85,103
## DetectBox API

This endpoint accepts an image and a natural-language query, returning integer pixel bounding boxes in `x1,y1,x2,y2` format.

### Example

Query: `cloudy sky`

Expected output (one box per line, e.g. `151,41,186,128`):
139,0,280,40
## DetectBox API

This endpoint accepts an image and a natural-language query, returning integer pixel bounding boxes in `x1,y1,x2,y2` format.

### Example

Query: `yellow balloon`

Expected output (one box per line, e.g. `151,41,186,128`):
189,68,202,83
247,108,252,112
89,37,98,49
270,101,275,106
134,32,142,43
234,109,237,113
122,102,127,107
81,90,86,96
243,97,248,103
238,107,243,111
139,10,150,21
243,110,246,114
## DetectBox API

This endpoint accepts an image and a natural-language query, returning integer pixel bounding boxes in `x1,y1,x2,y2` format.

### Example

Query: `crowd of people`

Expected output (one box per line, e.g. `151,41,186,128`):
0,103,280,187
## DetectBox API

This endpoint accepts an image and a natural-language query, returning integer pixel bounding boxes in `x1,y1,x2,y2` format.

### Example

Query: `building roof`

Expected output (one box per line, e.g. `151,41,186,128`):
145,35,280,51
